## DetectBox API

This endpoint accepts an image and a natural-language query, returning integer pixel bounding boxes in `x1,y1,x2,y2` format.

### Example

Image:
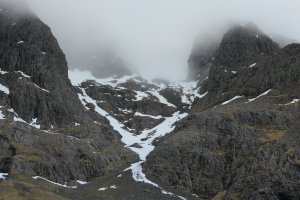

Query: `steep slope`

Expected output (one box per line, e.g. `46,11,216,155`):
68,69,202,199
187,35,219,82
0,3,134,187
213,23,279,69
144,24,300,199
0,2,91,128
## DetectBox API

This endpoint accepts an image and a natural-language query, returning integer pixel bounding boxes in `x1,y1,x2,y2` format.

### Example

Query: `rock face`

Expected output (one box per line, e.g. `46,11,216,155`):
214,23,279,69
144,24,300,199
77,76,189,134
187,35,219,81
0,4,135,184
0,4,94,129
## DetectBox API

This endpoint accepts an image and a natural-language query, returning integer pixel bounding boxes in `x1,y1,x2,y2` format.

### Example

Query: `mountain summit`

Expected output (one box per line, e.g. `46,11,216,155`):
214,23,279,69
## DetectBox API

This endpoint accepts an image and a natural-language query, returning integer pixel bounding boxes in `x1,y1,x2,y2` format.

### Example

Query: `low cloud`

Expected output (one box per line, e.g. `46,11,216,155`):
13,0,300,80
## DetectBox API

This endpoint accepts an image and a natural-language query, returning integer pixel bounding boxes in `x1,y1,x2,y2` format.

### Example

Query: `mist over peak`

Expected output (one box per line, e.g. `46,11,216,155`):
23,0,300,81
0,0,30,13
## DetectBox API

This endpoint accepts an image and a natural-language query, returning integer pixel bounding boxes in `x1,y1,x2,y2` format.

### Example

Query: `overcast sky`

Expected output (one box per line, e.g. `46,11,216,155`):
26,0,300,80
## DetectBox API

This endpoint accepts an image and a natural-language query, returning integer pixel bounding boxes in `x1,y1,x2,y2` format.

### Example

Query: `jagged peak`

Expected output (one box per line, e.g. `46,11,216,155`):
214,23,280,68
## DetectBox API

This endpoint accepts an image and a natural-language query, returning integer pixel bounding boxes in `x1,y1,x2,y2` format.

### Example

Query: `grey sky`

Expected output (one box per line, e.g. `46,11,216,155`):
26,0,300,80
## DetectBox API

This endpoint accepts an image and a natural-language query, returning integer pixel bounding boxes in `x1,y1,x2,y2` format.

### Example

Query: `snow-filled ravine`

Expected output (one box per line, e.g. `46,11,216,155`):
69,69,205,199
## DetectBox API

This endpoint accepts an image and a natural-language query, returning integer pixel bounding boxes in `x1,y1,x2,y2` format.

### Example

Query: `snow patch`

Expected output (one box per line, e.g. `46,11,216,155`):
0,107,5,119
220,96,243,106
33,83,50,93
68,69,138,87
0,68,8,75
30,118,40,129
178,80,201,105
119,108,133,114
134,112,163,120
134,91,149,101
8,108,45,131
9,108,27,124
0,84,9,94
148,90,176,108
76,180,88,185
285,99,300,105
98,185,118,191
0,173,8,180
247,89,271,103
32,176,77,188
197,91,208,99
77,88,137,145
16,71,30,78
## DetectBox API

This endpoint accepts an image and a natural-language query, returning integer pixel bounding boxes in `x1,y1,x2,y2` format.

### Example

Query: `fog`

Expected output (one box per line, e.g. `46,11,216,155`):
22,0,300,80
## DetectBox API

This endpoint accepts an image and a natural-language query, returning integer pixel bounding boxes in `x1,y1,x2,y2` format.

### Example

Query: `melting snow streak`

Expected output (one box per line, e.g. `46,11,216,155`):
78,87,187,200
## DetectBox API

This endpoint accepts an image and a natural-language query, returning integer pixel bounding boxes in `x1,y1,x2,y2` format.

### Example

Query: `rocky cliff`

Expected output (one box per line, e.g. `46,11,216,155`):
0,3,135,186
144,24,300,199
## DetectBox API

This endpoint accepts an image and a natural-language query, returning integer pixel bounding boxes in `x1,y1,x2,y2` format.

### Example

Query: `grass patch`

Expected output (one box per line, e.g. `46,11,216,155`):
286,148,295,156
260,129,285,144
212,191,226,200
0,174,66,200
211,150,228,157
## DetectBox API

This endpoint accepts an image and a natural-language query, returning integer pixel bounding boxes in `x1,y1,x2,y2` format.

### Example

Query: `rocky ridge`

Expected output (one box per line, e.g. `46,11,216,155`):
144,24,300,199
0,3,135,188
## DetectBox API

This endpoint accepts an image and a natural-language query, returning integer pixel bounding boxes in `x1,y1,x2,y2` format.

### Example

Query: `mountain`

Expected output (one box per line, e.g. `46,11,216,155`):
0,3,200,199
0,2,135,190
1,2,300,200
144,24,300,199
